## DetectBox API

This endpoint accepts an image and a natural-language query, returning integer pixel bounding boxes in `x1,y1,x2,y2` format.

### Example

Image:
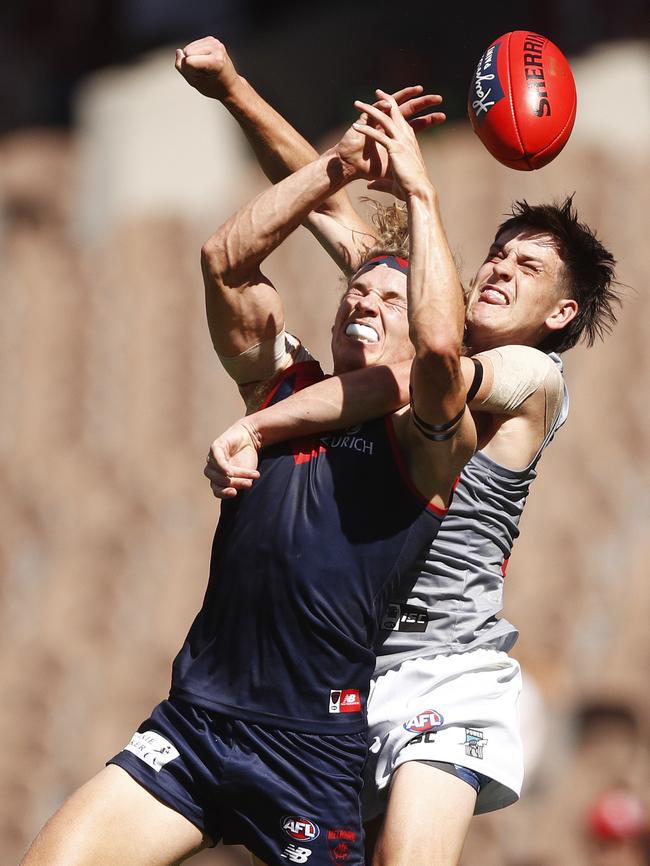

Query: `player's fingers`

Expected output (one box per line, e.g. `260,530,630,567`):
183,37,222,55
375,89,404,123
373,88,425,117
204,464,230,486
175,49,185,71
409,112,446,132
210,481,237,499
207,455,259,480
182,55,217,73
352,121,393,150
399,94,443,119
216,465,259,480
389,85,424,105
205,451,259,483
221,477,254,492
354,100,395,134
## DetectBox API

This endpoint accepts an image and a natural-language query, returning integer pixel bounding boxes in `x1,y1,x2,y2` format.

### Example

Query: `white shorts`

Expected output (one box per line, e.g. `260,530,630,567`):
363,649,523,817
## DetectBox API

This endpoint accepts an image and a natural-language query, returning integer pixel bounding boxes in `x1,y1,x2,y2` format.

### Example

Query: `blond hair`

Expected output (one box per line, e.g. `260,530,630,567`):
356,199,409,264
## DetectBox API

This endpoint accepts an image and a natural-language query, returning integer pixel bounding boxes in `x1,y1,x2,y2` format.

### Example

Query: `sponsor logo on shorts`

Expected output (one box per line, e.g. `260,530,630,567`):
403,709,444,733
329,689,361,714
123,730,179,772
281,844,312,863
381,602,428,632
403,731,438,746
327,828,357,863
282,816,320,841
464,728,488,759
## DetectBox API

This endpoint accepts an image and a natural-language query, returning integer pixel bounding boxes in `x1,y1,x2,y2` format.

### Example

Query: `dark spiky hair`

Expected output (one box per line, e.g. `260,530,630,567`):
496,195,620,353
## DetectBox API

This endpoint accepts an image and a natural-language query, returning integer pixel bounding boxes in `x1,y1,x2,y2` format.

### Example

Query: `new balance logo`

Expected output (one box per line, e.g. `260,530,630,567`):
329,688,361,714
282,845,312,863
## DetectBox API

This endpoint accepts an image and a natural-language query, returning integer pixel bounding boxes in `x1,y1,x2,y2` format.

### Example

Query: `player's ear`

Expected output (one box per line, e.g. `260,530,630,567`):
545,298,578,332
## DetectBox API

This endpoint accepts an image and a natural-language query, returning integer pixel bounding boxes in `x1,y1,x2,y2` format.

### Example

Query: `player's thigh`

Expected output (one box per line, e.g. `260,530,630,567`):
373,761,476,866
21,764,209,866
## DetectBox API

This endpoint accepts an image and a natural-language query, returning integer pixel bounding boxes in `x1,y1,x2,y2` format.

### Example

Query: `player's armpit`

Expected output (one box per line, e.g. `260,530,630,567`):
467,345,564,433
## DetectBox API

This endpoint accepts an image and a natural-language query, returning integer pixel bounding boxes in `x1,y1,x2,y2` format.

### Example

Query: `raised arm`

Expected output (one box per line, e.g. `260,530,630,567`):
200,105,410,410
176,37,445,274
176,36,369,273
353,92,475,505
200,146,356,365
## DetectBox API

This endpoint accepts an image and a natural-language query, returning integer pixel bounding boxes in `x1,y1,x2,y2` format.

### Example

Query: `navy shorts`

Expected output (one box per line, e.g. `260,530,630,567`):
109,698,367,865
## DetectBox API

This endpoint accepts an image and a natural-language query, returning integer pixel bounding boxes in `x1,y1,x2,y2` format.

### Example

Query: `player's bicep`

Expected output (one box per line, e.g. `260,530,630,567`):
203,262,285,358
460,354,494,406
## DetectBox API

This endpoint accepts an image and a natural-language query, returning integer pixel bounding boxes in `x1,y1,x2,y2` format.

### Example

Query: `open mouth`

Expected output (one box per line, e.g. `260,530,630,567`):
478,285,510,305
345,322,380,343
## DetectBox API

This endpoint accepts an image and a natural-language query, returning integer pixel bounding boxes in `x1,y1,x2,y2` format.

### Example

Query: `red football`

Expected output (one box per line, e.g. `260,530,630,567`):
467,31,577,170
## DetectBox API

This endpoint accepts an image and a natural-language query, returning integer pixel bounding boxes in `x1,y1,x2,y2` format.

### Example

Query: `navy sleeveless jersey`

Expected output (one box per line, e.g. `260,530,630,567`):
171,362,445,734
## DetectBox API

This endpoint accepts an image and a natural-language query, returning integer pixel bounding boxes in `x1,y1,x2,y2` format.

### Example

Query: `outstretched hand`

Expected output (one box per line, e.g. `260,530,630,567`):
352,89,433,198
175,36,240,100
336,87,444,185
390,86,446,133
204,421,261,499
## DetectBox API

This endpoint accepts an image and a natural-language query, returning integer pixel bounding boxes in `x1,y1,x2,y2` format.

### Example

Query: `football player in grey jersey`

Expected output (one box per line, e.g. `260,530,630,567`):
179,38,619,866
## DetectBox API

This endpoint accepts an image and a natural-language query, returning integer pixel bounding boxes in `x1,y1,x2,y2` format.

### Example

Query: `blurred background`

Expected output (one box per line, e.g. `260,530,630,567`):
0,1,649,864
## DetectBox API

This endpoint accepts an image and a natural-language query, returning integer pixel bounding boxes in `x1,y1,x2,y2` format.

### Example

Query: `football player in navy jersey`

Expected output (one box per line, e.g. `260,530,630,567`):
179,37,620,866
20,70,477,866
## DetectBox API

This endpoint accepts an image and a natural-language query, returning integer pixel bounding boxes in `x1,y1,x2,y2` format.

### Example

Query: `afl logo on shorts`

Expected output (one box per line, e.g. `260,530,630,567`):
403,709,444,733
282,816,320,841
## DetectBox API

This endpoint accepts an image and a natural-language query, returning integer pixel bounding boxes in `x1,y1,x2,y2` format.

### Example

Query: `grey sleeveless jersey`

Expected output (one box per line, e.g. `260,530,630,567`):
374,353,568,675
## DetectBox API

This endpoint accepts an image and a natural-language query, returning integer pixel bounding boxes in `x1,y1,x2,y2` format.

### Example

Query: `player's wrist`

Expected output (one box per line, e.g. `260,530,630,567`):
404,180,438,206
220,73,249,106
238,417,264,452
326,146,361,184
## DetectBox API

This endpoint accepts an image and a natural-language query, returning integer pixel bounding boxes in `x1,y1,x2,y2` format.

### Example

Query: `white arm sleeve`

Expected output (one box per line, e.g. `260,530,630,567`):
477,345,564,432
219,331,317,414
218,330,314,385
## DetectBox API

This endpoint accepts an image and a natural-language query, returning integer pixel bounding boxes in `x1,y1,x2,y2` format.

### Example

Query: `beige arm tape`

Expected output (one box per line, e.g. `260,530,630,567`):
218,330,303,385
478,345,564,434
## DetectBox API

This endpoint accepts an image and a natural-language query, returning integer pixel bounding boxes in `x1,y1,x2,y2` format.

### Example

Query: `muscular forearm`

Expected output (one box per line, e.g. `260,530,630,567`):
245,363,411,447
221,76,373,275
202,148,355,285
407,186,465,416
221,75,320,182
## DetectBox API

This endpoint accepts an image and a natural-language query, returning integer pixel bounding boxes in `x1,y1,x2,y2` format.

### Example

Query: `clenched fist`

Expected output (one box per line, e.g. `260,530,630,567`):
175,36,240,100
